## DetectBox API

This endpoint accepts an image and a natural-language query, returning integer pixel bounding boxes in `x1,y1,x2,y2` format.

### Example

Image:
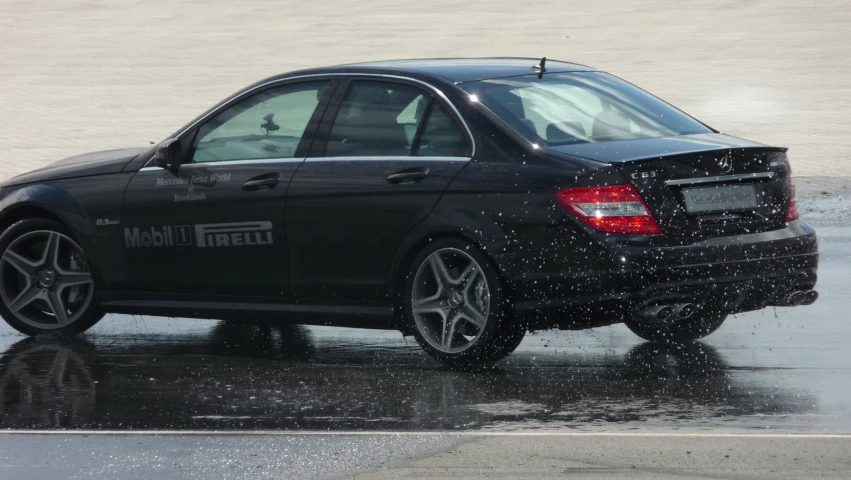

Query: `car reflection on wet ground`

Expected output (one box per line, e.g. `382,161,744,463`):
1,196,849,435
0,304,847,434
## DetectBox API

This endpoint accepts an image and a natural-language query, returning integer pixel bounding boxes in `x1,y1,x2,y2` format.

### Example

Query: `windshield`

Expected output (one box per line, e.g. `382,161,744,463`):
461,72,713,146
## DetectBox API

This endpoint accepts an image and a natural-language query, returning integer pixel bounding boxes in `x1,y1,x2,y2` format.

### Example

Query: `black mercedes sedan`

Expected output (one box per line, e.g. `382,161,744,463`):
0,58,818,364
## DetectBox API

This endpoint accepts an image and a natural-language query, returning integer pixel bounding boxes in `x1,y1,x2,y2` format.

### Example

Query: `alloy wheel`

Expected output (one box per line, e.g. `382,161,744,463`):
411,247,491,354
0,231,94,330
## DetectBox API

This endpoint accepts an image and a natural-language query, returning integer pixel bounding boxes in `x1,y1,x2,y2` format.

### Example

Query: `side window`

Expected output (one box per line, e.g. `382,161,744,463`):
192,81,331,163
414,104,470,157
325,81,428,157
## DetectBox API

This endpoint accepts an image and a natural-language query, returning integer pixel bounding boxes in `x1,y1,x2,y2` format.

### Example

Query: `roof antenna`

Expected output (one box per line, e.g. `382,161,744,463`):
532,57,547,78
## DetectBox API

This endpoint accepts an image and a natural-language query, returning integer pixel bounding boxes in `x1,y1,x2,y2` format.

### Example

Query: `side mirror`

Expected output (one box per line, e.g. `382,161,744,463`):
154,138,182,168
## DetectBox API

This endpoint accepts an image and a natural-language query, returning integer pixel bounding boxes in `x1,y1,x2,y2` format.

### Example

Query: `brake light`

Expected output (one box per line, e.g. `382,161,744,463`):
785,178,799,222
556,184,661,235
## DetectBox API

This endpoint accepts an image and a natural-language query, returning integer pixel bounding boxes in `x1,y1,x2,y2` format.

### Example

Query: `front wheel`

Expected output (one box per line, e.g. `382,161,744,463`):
624,309,728,343
0,218,103,336
403,238,524,366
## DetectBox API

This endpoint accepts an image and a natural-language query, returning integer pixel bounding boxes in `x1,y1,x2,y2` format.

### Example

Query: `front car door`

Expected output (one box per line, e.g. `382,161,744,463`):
120,79,335,297
286,78,473,301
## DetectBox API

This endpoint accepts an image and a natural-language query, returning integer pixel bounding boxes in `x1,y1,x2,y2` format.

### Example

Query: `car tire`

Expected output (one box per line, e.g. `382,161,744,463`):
624,309,728,343
0,218,103,336
402,238,525,366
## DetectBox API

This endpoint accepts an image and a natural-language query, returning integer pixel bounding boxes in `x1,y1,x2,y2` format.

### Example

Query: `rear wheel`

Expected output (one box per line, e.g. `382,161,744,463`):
0,219,103,336
403,238,524,366
624,309,728,343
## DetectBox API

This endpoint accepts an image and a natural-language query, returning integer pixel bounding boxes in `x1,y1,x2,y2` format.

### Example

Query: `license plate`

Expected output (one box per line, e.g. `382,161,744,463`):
681,184,758,213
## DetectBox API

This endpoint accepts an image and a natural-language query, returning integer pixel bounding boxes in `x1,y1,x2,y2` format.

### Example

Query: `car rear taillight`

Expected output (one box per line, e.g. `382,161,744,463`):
785,177,799,222
556,184,662,235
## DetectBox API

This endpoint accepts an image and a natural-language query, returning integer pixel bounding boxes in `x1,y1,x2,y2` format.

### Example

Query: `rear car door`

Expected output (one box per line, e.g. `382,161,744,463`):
286,78,473,301
120,80,335,296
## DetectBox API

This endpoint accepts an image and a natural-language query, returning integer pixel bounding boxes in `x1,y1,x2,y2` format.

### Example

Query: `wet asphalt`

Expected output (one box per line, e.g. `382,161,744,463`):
0,299,848,433
0,195,850,478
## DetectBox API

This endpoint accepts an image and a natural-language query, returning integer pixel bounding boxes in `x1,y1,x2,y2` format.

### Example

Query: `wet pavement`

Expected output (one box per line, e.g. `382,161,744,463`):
0,195,850,435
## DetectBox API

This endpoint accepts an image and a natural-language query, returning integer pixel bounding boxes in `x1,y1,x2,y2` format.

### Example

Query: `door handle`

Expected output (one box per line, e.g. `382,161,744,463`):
386,167,429,184
243,173,281,191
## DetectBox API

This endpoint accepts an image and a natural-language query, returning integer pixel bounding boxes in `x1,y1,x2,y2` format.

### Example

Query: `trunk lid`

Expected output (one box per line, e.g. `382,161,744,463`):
548,134,792,236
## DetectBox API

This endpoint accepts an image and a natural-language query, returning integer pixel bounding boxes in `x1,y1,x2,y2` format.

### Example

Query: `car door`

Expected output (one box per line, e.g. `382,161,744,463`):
120,79,335,296
286,78,473,301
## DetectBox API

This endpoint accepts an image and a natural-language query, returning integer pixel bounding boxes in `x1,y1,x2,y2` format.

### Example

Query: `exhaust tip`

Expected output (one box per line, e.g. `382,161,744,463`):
772,290,817,307
800,290,819,306
675,303,696,319
639,305,675,323
789,291,807,306
656,306,674,322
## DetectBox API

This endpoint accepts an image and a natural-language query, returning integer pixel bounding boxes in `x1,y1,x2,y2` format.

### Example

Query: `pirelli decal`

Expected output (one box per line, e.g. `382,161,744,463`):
195,222,273,248
124,221,273,248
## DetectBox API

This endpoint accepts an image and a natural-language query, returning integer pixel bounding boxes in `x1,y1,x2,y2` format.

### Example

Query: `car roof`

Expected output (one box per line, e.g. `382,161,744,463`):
283,57,598,84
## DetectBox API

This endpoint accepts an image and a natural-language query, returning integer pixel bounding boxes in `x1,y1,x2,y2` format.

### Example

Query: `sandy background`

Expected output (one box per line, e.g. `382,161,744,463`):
1,0,849,181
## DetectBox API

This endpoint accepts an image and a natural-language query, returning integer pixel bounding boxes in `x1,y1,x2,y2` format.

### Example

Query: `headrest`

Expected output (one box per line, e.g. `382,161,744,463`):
518,119,537,136
546,121,586,142
592,111,630,139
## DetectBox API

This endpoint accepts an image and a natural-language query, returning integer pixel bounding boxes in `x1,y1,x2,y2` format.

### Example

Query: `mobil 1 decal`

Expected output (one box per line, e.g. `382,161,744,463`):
124,225,189,248
124,221,273,248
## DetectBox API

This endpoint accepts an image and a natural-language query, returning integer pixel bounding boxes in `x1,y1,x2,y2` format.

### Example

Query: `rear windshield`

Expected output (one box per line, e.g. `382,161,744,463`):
461,72,712,146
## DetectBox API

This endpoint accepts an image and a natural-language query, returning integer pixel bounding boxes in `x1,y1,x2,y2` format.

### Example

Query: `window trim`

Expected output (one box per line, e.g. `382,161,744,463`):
142,73,476,169
139,158,305,172
138,155,471,172
304,156,471,163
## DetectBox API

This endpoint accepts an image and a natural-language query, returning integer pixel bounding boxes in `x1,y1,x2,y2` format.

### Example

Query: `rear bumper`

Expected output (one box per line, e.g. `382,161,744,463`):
505,220,818,328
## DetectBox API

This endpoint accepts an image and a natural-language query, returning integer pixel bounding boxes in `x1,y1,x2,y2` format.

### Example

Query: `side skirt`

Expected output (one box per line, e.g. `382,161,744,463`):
98,291,398,330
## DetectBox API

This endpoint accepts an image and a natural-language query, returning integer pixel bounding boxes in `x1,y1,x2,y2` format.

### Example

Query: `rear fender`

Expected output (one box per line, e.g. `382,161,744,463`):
386,205,513,298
